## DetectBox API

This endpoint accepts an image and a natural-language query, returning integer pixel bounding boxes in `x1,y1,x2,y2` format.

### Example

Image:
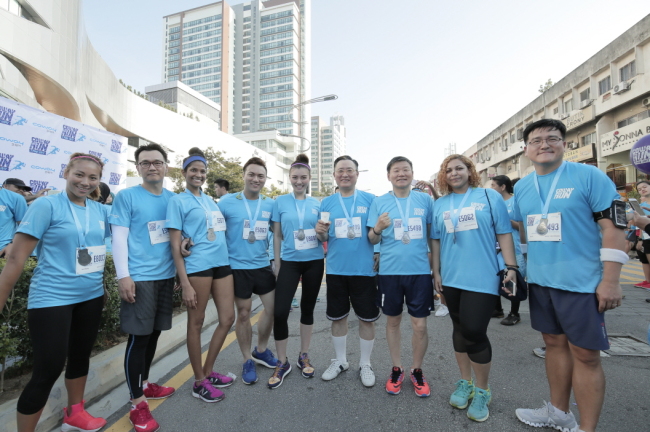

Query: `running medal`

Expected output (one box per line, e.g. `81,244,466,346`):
347,225,356,239
297,229,306,240
248,230,256,243
242,192,262,245
77,248,92,266
207,228,217,241
536,218,549,235
338,191,358,240
402,232,411,244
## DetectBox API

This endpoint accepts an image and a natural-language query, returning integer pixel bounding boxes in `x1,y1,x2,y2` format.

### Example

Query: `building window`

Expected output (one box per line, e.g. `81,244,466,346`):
564,99,573,113
620,60,636,82
598,76,611,95
617,110,650,128
580,88,590,102
581,132,596,147
553,107,559,114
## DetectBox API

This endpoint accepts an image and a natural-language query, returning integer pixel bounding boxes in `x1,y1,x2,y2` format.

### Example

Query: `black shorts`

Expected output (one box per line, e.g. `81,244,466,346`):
377,275,434,318
120,278,174,336
635,239,650,264
187,265,233,279
233,267,276,299
326,274,380,322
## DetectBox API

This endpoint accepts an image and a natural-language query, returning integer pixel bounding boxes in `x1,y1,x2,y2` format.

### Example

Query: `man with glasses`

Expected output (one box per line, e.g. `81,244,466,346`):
0,178,29,258
512,119,625,432
315,156,379,387
111,144,176,432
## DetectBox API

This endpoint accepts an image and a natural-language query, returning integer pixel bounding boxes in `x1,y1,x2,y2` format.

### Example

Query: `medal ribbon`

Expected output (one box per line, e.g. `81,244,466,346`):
242,192,262,237
392,191,412,233
187,189,213,233
337,190,357,229
292,192,306,230
533,162,566,219
64,192,89,248
450,187,473,233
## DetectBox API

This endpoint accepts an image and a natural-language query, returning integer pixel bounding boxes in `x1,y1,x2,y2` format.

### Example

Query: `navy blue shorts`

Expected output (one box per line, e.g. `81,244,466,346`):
529,284,609,350
377,275,434,318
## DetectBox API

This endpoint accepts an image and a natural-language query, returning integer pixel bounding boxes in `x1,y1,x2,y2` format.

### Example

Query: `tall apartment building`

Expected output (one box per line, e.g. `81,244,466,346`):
310,115,346,193
162,0,310,139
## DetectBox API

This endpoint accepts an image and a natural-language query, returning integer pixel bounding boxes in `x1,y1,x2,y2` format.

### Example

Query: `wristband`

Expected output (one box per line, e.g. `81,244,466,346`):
600,248,629,265
505,264,519,268
372,227,382,236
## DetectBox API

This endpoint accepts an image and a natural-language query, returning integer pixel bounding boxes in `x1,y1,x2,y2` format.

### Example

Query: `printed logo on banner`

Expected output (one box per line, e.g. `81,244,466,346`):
48,146,60,155
109,172,122,185
29,138,50,155
31,165,55,175
11,161,26,171
32,123,57,133
90,138,107,147
61,125,78,142
0,106,15,125
64,150,73,155
30,180,49,193
110,140,123,153
0,153,14,171
89,150,102,159
59,164,67,178
0,136,25,147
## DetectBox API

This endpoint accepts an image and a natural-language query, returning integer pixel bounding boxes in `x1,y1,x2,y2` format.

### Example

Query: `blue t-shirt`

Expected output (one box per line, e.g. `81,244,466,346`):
18,194,110,309
431,188,511,294
103,204,113,254
320,190,376,276
271,194,324,262
214,192,274,270
366,191,433,275
512,162,619,293
110,185,176,281
0,188,28,249
166,190,229,274
504,197,523,256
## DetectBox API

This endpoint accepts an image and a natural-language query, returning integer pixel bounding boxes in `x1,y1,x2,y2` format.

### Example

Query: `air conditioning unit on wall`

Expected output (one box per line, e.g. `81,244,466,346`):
560,113,570,120
643,97,650,107
613,81,631,94
580,99,593,109
568,142,578,150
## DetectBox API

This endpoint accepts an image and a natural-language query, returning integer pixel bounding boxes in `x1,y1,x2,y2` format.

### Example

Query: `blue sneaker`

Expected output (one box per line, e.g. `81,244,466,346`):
449,379,475,409
252,346,278,369
291,298,299,308
242,359,258,385
268,359,292,389
297,352,315,378
467,386,491,422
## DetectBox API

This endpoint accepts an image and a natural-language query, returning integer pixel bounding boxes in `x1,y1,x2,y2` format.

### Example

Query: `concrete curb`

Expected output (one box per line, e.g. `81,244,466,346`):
0,303,223,432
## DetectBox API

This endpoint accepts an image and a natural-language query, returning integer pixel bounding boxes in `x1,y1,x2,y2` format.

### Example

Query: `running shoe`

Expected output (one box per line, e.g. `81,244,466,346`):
252,346,278,368
143,382,175,399
385,366,405,395
500,313,521,326
516,400,578,431
242,359,258,385
435,304,449,317
533,347,546,359
268,359,292,389
449,379,475,409
291,298,299,308
62,400,107,432
359,364,376,387
129,400,160,432
321,359,349,381
634,280,648,287
192,378,225,402
297,352,315,378
410,368,431,397
207,371,234,388
467,386,492,422
491,309,505,318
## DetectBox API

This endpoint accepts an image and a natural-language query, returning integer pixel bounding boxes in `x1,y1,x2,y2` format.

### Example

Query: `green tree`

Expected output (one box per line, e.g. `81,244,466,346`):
538,79,554,93
261,184,286,198
312,183,334,197
168,147,244,197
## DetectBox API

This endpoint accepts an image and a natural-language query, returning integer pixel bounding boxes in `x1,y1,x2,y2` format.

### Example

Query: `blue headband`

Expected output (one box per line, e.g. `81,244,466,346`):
183,155,207,170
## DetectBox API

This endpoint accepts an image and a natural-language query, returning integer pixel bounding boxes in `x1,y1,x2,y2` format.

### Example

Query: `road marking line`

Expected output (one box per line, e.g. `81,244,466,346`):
104,310,263,431
621,269,645,276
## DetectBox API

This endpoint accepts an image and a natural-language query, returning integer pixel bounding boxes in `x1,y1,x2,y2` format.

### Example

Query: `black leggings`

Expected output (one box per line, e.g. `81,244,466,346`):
443,286,497,365
17,296,103,415
124,330,162,399
274,259,324,341
496,296,520,314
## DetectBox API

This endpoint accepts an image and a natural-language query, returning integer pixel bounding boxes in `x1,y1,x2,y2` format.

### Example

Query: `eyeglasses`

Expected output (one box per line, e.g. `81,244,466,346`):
138,161,165,169
335,169,356,175
527,137,563,147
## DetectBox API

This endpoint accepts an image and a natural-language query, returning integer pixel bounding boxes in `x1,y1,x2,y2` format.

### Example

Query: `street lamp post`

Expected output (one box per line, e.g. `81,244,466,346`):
291,93,338,155
279,133,311,152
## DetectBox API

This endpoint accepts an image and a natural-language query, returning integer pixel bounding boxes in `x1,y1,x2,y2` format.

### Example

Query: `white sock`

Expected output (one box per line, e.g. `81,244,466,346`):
142,382,149,390
332,335,347,363
359,337,374,366
433,297,441,307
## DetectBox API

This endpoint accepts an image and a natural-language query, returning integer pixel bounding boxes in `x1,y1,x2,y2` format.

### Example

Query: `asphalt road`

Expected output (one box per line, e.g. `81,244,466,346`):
100,261,650,432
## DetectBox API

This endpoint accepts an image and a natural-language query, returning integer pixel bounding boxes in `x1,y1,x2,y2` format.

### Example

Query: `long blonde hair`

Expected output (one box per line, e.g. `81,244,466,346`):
436,154,480,196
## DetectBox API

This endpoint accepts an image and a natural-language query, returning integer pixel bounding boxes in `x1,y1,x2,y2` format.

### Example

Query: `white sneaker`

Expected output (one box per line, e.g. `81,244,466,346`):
515,401,577,432
359,364,375,387
321,359,349,381
435,304,449,317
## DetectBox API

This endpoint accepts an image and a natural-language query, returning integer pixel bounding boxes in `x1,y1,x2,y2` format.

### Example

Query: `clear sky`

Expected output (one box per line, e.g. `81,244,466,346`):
84,0,650,194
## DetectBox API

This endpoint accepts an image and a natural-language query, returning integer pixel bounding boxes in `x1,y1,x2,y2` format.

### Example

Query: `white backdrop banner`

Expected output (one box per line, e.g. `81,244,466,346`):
0,97,128,194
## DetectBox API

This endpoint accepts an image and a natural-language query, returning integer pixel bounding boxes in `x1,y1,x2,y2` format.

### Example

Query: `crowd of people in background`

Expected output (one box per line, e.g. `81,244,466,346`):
0,118,642,432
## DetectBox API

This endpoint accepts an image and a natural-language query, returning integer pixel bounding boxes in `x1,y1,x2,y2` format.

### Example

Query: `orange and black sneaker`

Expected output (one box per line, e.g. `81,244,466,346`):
385,366,404,395
410,368,431,397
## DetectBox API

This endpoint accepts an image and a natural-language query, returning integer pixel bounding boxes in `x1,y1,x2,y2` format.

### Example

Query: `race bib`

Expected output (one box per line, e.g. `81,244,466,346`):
76,245,106,275
443,207,479,233
212,211,226,232
394,218,424,241
527,212,562,242
242,220,269,241
294,228,318,250
334,217,362,239
148,220,170,245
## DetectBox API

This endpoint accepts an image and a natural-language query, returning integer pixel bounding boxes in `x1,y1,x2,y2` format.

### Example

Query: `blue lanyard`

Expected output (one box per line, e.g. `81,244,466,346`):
392,191,412,232
242,193,262,234
337,190,357,226
292,192,307,229
450,188,473,232
533,162,566,218
64,193,89,248
186,189,212,231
